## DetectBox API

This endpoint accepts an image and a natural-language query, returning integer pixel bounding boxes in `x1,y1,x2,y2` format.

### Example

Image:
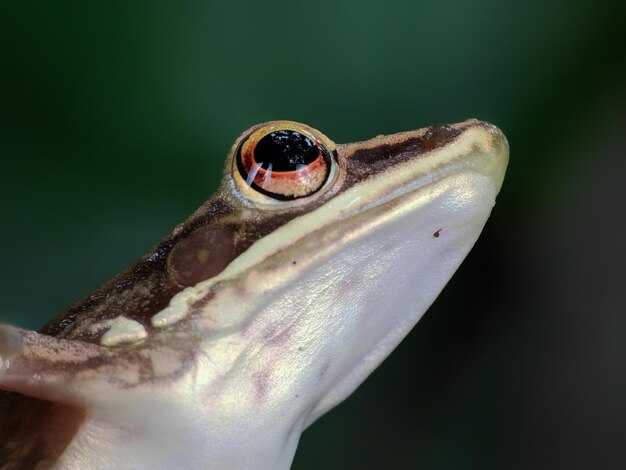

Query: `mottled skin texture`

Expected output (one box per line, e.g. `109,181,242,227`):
0,120,507,469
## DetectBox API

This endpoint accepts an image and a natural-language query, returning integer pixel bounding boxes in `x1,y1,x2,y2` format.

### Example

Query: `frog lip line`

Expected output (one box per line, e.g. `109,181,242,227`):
151,124,507,330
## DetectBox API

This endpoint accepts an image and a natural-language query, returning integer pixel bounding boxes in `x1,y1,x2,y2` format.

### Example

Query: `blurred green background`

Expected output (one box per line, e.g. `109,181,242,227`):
1,1,625,468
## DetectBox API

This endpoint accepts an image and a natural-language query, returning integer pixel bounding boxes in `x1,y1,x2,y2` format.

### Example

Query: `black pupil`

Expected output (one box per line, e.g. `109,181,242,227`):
254,130,319,171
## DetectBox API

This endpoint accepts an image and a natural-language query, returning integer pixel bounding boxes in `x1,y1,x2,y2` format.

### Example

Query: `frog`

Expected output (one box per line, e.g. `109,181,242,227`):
0,119,508,469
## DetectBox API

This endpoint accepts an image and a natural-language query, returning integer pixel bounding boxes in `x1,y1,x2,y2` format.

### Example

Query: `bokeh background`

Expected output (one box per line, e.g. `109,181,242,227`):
1,1,625,469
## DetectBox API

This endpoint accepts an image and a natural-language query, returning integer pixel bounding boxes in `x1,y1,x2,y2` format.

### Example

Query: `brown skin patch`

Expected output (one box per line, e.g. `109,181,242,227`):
253,369,271,403
167,225,237,288
0,393,85,470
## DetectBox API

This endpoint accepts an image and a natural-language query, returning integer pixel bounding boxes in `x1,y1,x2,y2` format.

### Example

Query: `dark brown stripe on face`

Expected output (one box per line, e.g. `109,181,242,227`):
345,125,464,185
39,197,236,340
0,393,85,467
39,195,312,343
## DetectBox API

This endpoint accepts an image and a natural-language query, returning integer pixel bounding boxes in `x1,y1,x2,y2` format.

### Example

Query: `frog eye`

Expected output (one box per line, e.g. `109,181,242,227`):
235,121,336,200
